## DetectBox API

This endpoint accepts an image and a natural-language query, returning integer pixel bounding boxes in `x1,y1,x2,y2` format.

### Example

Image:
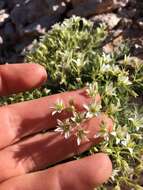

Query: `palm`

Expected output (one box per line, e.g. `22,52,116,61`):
0,64,112,190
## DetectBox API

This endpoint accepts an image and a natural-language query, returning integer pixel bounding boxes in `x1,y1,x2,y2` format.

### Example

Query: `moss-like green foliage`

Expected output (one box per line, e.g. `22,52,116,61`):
1,17,143,189
27,16,109,92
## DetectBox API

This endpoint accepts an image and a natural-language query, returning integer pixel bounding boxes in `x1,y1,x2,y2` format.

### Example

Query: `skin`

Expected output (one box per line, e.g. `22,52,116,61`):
0,63,113,190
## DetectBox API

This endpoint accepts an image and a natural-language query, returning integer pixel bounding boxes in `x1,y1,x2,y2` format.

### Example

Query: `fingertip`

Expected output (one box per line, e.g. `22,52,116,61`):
90,153,112,187
27,63,47,86
57,153,112,189
0,63,47,96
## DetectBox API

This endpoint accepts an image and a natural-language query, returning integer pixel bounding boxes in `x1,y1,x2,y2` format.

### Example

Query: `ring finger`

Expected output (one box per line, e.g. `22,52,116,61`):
0,114,112,182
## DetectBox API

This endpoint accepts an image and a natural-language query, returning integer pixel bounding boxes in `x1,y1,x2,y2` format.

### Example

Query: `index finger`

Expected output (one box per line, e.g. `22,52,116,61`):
0,63,47,96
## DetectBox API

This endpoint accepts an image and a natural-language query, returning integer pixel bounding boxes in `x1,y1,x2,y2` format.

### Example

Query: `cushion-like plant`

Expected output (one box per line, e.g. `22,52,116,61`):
1,16,143,189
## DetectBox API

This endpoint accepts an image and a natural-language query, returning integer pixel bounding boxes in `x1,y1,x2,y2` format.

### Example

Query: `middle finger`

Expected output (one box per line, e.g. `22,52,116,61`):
0,89,100,149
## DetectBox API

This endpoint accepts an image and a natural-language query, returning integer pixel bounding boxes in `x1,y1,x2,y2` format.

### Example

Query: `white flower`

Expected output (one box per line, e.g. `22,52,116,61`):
86,82,98,98
129,117,143,131
111,130,121,145
71,112,86,125
107,100,121,115
121,133,130,146
95,133,109,141
100,64,111,73
105,82,116,96
94,121,109,141
118,75,132,86
128,147,133,155
100,63,121,75
55,119,71,139
102,53,112,63
51,99,65,115
76,58,82,67
112,65,121,74
111,169,120,181
115,137,121,145
84,102,102,118
76,128,89,146
110,131,117,136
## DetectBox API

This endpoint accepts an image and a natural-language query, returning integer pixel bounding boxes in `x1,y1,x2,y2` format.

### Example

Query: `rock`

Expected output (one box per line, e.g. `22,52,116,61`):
103,43,114,53
90,13,121,29
0,9,9,26
11,0,49,28
68,0,114,17
133,0,143,17
46,0,67,15
118,7,137,19
113,0,129,8
67,0,129,17
103,30,123,53
70,0,86,6
0,0,5,9
5,0,22,10
21,15,60,36
3,22,17,44
70,0,129,7
14,37,34,53
6,53,24,64
11,0,66,34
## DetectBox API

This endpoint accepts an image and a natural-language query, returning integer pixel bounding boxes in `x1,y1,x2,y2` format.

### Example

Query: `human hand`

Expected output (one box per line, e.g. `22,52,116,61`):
0,64,113,190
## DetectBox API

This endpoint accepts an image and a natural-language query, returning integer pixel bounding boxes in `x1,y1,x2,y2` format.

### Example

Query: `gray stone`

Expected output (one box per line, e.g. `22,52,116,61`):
5,0,22,9
47,1,67,15
113,0,129,8
11,0,49,28
4,22,16,44
68,0,113,17
118,6,137,19
67,0,129,17
90,13,121,29
21,15,60,36
0,0,5,9
11,0,66,34
71,0,90,6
